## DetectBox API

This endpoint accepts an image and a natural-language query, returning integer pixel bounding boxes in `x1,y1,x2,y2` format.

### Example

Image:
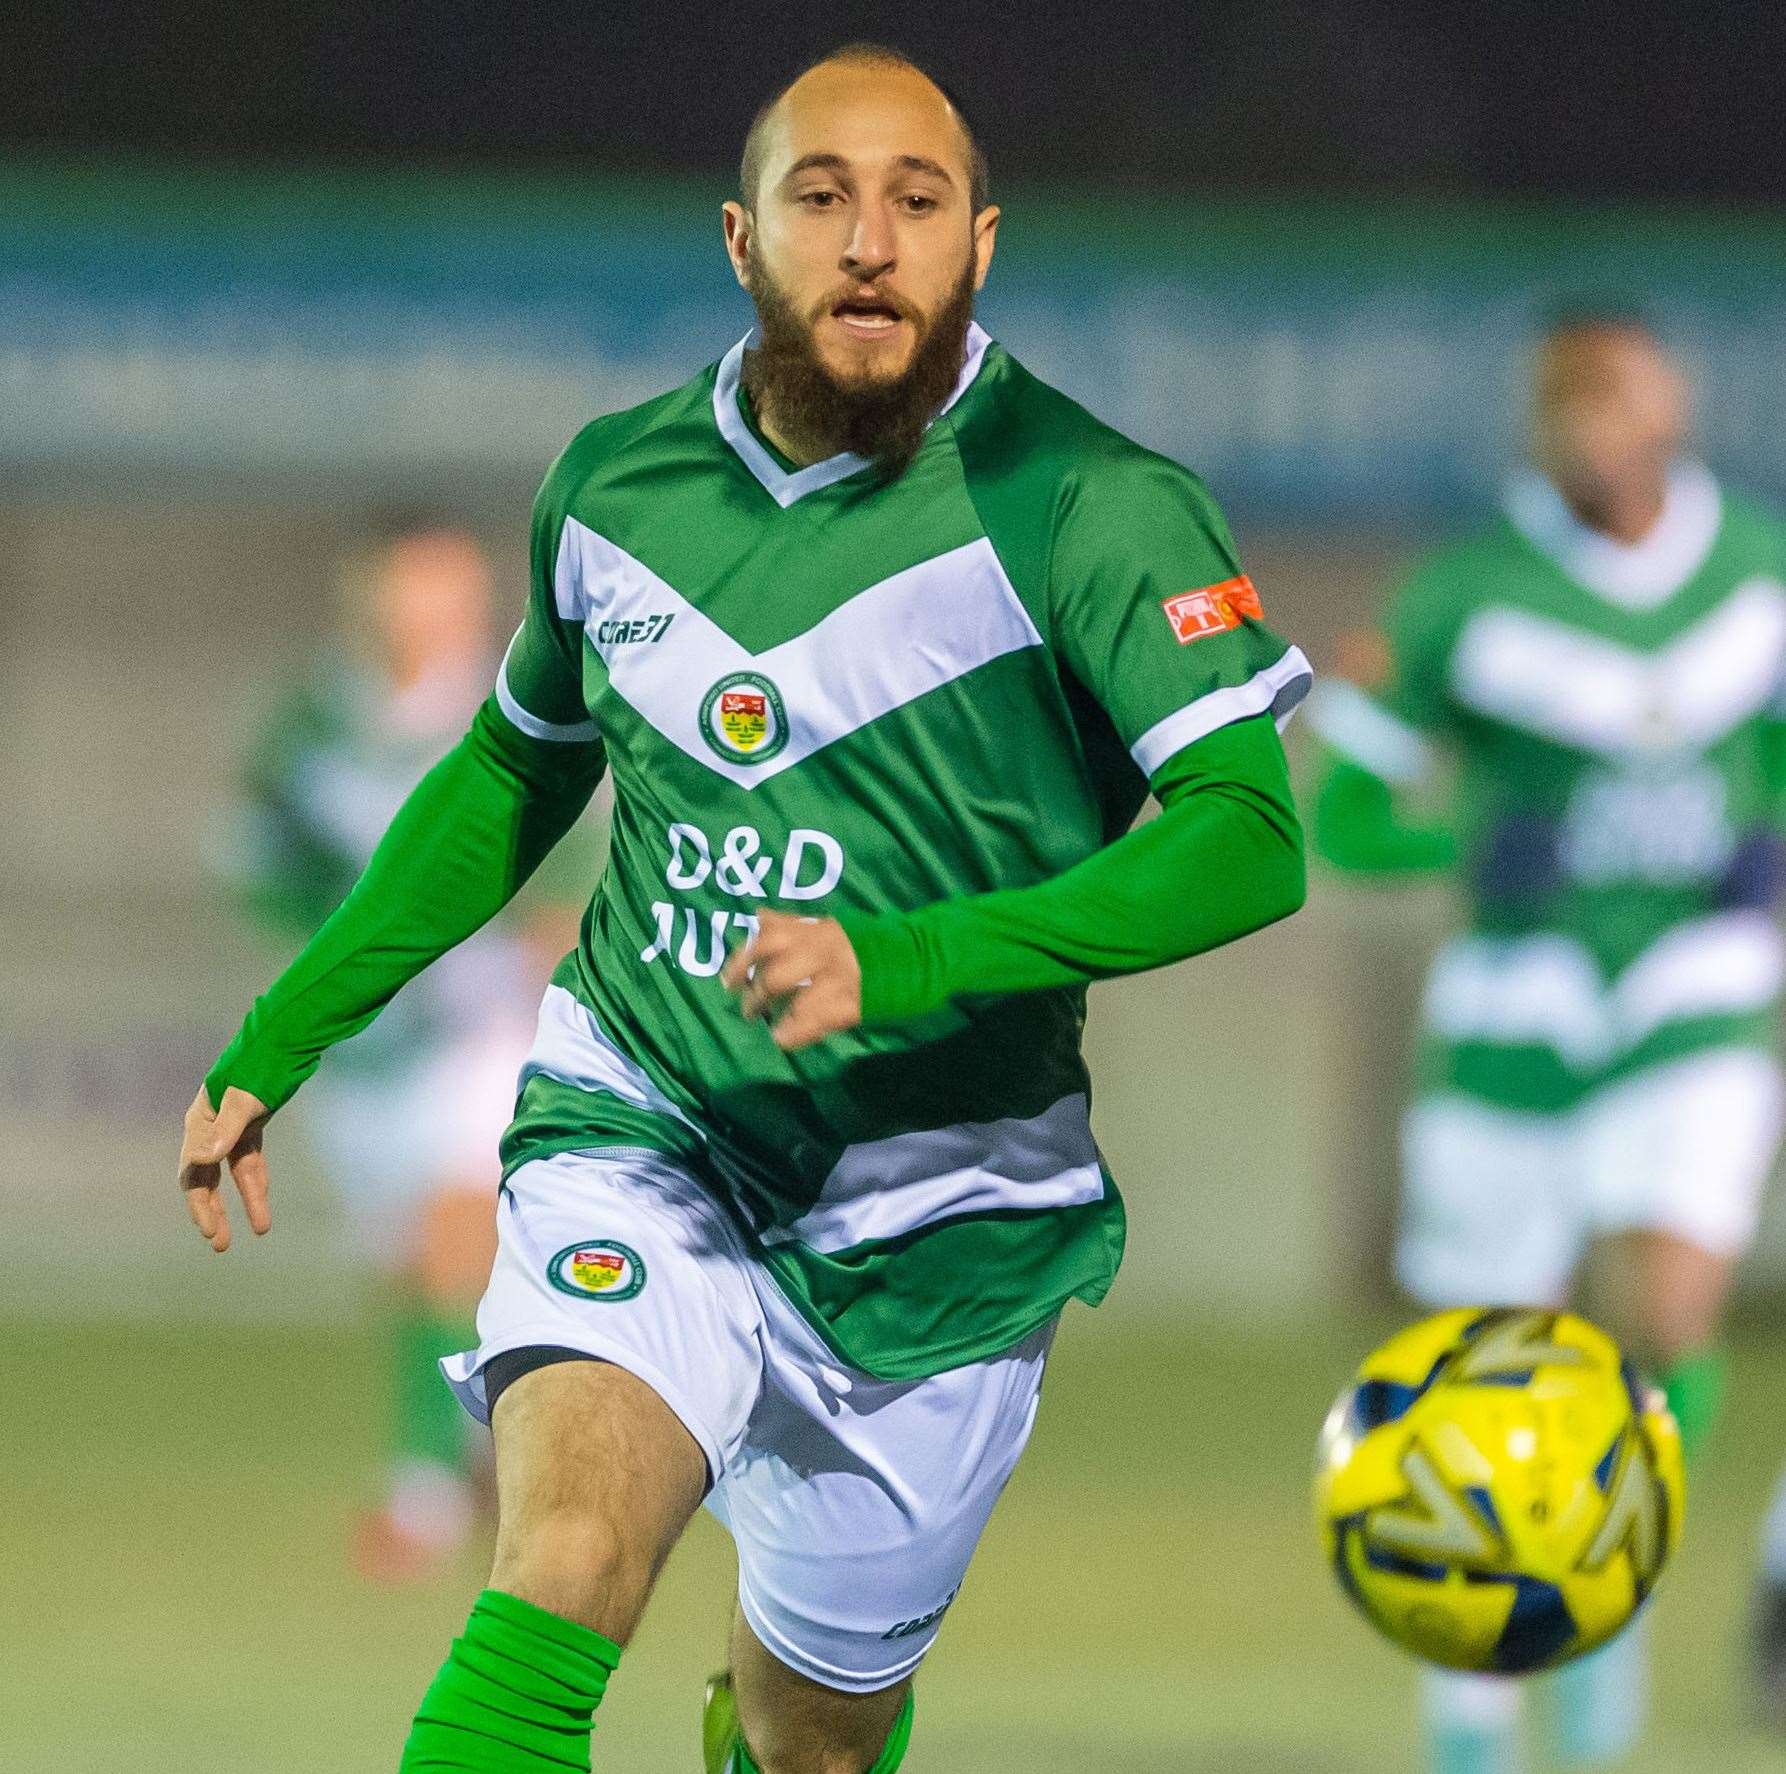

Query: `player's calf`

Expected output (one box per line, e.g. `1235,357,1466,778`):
720,1610,913,1774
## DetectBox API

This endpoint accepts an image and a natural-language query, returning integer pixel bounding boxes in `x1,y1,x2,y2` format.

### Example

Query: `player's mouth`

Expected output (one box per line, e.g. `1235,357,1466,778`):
828,294,912,343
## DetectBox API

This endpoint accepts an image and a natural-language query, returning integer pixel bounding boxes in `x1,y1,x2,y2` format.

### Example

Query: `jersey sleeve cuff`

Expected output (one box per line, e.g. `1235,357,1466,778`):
1130,644,1313,777
495,635,600,743
204,1036,310,1116
203,1060,280,1117
837,912,934,1025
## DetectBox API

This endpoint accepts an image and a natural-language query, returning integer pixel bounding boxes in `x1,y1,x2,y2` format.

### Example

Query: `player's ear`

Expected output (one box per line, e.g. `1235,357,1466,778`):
722,202,754,291
971,205,1000,292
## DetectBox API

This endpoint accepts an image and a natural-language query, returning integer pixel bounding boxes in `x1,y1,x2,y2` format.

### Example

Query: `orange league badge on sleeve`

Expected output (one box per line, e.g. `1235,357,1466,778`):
1161,575,1263,644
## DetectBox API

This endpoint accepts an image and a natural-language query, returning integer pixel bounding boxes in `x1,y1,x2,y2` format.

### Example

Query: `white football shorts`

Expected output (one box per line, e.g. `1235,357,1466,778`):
1398,1046,1784,1307
441,1148,1055,1692
294,1021,531,1242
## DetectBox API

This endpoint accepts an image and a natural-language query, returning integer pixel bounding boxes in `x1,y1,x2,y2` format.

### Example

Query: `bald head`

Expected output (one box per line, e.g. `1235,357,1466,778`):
740,44,989,216
720,43,1000,471
1531,318,1690,541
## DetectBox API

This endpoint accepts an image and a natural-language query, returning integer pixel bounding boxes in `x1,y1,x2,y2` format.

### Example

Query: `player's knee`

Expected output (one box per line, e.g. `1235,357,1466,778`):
1623,1268,1727,1363
751,1751,873,1774
489,1504,655,1636
1631,1310,1716,1370
489,1450,664,1636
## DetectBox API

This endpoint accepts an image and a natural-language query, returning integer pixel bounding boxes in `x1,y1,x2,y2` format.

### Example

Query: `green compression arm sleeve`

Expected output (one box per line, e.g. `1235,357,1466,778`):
841,714,1304,1024
205,699,606,1113
1311,751,1457,876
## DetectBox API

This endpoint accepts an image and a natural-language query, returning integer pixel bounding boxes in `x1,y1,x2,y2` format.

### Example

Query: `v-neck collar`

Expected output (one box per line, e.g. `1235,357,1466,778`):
1502,459,1723,611
712,321,993,508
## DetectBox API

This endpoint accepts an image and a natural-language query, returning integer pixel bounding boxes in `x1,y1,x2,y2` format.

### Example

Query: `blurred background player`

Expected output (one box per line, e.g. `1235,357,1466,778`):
222,515,588,1579
1307,312,1786,1770
1758,1465,1786,1730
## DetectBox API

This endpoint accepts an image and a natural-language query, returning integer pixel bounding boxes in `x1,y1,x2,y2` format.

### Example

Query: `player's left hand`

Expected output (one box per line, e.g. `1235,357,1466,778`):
722,909,862,1051
178,1084,272,1253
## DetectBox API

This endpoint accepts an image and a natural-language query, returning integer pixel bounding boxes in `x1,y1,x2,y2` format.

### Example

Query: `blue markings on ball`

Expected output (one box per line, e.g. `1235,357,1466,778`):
1363,1541,1449,1584
1350,1379,1423,1432
1482,1573,1578,1673
1466,1485,1504,1539
1594,1433,1623,1493
1348,1341,1466,1436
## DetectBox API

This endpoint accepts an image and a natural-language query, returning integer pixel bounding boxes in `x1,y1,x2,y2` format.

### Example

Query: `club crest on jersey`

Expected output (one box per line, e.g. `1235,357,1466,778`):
1162,575,1263,645
547,1240,646,1302
700,670,789,764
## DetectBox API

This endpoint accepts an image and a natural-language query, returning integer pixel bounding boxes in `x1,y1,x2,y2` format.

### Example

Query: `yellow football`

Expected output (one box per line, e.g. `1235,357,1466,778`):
1314,1308,1684,1673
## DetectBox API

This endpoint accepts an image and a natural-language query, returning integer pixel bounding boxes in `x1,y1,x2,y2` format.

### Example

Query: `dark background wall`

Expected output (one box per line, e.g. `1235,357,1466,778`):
10,0,1786,203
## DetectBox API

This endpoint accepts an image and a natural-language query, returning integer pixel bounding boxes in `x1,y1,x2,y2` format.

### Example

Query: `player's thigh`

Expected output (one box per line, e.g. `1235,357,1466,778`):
710,1295,1057,1699
1397,1092,1580,1308
445,1150,769,1636
1581,1046,1785,1354
728,1609,909,1774
415,1183,501,1303
442,1150,766,1472
488,1355,707,1643
1583,1047,1784,1267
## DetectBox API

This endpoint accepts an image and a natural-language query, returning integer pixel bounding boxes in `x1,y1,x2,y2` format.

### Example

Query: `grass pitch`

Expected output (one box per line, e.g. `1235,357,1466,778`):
11,1306,1786,1771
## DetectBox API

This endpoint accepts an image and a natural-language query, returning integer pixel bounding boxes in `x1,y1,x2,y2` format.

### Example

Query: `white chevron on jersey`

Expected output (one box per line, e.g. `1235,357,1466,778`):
553,517,1043,789
1450,576,1786,758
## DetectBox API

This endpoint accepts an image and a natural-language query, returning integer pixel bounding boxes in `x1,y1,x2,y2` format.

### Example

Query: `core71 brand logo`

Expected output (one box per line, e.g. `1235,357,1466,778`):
1162,575,1263,644
595,613,676,645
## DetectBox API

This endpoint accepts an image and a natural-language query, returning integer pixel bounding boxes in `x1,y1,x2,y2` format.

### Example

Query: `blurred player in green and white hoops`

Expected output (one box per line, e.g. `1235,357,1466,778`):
223,517,591,1580
1308,312,1786,1770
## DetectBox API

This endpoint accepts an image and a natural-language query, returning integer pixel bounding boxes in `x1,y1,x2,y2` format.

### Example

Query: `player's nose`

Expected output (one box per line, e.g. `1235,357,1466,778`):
840,203,896,281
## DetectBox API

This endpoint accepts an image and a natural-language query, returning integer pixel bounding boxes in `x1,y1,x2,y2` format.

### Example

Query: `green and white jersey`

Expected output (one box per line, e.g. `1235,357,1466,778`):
231,657,538,1076
1310,462,1786,1111
496,324,1310,1378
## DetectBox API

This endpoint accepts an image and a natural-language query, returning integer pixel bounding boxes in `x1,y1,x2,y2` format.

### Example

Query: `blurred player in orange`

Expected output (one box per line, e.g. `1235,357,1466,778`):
223,516,585,1578
1309,313,1786,1768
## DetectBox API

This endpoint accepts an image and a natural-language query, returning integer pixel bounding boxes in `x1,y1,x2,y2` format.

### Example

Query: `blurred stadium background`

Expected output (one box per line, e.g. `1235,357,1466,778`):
6,6,1786,1769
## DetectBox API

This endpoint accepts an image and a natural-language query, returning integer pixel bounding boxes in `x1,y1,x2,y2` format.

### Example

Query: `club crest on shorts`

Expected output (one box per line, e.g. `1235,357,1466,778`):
700,670,788,764
547,1239,646,1302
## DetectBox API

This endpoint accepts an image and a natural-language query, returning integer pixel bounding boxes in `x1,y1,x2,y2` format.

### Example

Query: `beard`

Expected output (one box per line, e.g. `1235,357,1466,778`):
741,248,977,480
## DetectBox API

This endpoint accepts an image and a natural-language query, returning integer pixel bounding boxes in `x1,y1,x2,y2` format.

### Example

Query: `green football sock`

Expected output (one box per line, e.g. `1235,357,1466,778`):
728,1689,914,1774
1657,1349,1726,1459
400,1589,620,1770
395,1299,478,1472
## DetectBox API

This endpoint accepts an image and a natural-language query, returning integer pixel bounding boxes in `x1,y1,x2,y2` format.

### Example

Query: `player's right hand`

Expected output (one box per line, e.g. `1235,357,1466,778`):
178,1085,272,1253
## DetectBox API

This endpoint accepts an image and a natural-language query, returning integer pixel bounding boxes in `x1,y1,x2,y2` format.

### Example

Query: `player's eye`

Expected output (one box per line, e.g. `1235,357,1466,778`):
799,190,844,209
901,194,939,215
